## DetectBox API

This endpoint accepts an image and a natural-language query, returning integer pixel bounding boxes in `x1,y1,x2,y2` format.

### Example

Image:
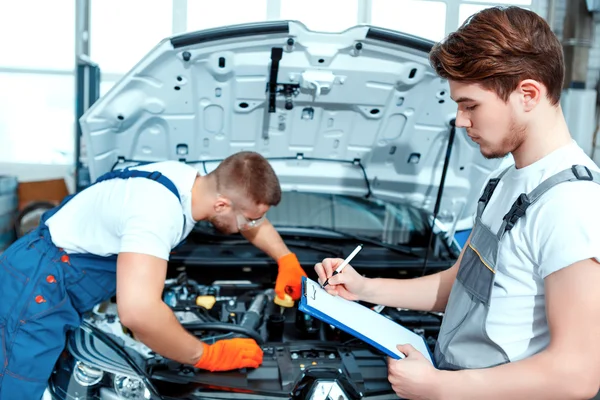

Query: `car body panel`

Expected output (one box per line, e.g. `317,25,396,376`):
79,20,504,231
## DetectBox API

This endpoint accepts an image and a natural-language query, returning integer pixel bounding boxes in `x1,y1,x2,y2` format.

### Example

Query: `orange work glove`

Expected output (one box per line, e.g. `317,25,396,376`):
275,252,307,301
194,338,263,372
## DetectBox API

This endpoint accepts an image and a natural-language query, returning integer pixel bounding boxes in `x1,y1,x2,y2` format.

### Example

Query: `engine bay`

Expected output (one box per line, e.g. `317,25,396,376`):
78,272,443,399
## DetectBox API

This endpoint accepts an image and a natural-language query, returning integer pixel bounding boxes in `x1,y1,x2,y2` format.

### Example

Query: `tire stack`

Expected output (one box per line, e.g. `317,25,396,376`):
0,176,18,253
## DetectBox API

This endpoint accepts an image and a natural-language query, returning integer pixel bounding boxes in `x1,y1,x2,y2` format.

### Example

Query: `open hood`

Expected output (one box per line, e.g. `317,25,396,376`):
79,20,505,230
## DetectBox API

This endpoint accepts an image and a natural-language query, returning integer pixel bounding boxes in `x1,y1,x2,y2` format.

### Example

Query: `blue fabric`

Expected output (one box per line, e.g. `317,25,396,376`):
454,229,472,249
96,169,181,202
0,167,181,400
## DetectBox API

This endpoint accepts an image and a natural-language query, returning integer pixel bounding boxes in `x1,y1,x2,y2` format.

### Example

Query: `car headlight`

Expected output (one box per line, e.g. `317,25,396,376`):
113,375,151,400
48,323,158,400
73,361,104,387
51,359,151,400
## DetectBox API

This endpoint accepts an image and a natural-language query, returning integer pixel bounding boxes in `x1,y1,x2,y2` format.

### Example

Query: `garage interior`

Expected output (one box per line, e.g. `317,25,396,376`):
1,1,600,399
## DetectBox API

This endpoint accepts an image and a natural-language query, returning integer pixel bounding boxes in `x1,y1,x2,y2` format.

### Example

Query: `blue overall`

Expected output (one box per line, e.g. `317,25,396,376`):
0,168,182,399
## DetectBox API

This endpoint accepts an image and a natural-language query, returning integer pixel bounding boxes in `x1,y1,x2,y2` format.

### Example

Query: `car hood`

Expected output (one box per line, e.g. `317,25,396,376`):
79,20,505,229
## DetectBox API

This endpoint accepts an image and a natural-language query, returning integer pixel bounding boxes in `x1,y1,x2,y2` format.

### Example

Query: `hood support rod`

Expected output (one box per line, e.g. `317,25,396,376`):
421,119,456,277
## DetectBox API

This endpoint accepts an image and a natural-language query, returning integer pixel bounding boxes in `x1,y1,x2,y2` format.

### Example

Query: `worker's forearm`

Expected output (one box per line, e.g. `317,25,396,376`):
360,265,457,312
437,351,596,400
123,302,204,366
242,219,290,260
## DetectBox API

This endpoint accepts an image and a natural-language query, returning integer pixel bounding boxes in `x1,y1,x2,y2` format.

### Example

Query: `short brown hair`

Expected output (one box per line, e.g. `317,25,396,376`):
429,6,564,105
210,151,281,206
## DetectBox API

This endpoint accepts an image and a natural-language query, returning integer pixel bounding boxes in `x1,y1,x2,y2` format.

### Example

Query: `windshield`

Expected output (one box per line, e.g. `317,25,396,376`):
266,192,430,247
192,192,431,248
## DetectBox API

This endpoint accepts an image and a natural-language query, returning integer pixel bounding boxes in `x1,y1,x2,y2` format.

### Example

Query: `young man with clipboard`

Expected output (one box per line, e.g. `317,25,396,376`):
315,6,600,400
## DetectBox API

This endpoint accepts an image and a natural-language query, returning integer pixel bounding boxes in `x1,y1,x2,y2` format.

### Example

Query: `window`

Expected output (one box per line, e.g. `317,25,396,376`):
90,0,172,74
458,2,529,26
371,0,447,42
459,3,493,24
100,79,118,98
462,0,531,4
0,73,75,164
0,0,75,71
280,0,359,33
187,0,268,31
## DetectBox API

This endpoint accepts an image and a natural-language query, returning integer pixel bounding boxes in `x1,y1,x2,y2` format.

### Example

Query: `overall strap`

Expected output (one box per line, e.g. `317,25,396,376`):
477,166,512,218
95,169,181,203
497,165,600,239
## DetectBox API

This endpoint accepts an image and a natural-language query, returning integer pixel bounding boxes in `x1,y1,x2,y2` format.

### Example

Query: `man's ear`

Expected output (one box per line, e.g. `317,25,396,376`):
518,79,543,111
214,196,232,213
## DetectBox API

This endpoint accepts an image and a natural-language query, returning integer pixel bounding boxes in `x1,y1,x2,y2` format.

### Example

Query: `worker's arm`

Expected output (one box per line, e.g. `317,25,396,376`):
241,218,307,300
116,253,263,371
434,258,600,400
317,232,471,312
240,218,291,260
116,252,206,365
114,186,263,370
360,262,459,312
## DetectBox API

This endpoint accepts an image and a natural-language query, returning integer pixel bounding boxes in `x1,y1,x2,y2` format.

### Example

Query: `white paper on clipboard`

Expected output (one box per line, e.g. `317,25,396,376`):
298,277,434,364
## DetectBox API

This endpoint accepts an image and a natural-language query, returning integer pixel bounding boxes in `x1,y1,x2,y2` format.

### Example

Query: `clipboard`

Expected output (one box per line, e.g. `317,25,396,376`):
298,276,435,365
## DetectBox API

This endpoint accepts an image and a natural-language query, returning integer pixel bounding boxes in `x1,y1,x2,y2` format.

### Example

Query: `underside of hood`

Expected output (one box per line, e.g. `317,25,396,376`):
79,20,505,229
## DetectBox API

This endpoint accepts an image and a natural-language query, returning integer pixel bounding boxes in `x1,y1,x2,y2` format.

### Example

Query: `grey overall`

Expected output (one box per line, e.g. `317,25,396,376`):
434,164,600,370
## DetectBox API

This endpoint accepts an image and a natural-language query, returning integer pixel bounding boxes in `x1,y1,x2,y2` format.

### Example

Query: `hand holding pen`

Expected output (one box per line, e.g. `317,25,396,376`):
314,244,366,301
322,244,363,287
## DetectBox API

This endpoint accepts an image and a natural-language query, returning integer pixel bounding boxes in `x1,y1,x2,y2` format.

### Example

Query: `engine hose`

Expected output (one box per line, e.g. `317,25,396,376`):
240,293,266,331
319,322,327,342
183,322,264,344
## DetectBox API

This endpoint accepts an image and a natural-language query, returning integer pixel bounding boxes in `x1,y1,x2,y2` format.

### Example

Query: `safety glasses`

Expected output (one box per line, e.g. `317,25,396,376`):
236,212,266,231
218,193,266,231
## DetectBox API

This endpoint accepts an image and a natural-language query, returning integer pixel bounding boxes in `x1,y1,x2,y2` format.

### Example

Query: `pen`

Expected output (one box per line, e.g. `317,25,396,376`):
322,244,363,288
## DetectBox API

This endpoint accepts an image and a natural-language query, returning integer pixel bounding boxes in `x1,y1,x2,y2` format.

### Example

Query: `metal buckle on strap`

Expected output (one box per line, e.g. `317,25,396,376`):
571,165,593,181
502,193,530,232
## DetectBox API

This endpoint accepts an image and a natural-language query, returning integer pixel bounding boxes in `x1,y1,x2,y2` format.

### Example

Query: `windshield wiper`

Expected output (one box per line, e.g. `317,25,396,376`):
277,225,420,258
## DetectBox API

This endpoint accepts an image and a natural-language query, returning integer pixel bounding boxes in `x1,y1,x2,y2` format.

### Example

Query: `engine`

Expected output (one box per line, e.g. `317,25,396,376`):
76,272,442,399
87,272,441,360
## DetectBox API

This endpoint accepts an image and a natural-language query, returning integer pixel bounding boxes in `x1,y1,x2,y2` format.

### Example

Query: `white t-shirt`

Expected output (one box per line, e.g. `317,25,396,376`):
479,140,600,361
45,161,199,260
